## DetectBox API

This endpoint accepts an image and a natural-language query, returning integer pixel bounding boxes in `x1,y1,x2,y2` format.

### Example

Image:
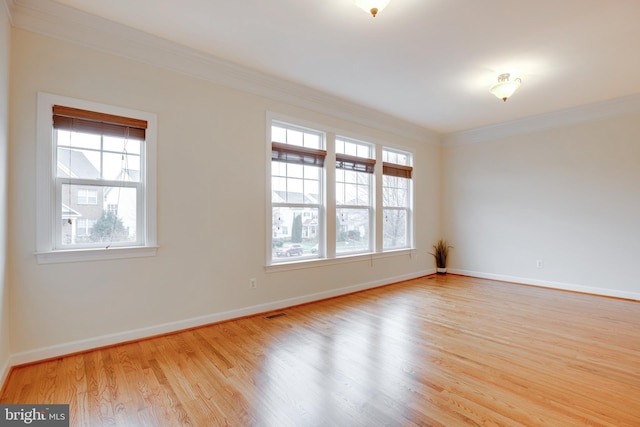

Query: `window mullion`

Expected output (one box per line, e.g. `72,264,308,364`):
325,133,336,259
375,144,384,252
100,134,104,180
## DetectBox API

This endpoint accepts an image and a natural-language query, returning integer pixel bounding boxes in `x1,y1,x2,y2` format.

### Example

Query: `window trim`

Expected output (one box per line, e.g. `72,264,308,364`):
36,92,158,264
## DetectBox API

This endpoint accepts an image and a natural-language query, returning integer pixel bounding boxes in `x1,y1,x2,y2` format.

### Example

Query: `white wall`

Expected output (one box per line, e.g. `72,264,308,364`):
8,29,440,360
443,112,640,299
0,0,11,382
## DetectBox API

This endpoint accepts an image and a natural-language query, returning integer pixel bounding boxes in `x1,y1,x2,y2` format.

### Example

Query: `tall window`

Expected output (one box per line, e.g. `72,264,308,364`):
335,137,375,255
382,148,413,250
36,93,157,263
271,122,325,262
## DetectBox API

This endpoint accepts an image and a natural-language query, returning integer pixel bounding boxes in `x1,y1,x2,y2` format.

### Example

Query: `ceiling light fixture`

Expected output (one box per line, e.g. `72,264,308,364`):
490,73,522,102
353,0,391,17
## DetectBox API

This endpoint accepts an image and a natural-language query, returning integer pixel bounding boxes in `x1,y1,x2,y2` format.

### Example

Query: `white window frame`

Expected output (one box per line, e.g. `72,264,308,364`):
382,147,414,251
269,120,326,263
36,92,158,264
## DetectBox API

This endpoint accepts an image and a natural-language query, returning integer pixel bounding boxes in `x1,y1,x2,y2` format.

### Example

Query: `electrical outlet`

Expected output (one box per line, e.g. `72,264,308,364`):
250,278,257,289
536,260,544,269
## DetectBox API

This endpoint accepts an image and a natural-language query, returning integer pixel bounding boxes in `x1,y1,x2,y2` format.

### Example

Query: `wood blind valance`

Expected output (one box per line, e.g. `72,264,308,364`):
53,105,147,140
336,153,376,174
383,162,413,179
272,142,326,167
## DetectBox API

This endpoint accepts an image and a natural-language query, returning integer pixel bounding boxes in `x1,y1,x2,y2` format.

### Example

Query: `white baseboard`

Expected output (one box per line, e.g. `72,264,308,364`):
8,270,431,367
448,269,640,301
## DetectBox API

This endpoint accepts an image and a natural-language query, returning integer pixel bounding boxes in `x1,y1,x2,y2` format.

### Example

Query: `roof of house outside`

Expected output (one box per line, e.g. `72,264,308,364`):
272,191,319,205
57,148,99,179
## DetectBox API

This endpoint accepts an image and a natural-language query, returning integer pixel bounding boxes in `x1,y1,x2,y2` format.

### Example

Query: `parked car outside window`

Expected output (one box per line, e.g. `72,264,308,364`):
276,244,304,257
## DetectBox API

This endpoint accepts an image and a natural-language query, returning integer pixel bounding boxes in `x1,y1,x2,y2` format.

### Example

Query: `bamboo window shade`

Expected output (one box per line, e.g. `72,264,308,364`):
383,162,413,179
272,142,326,167
336,153,376,173
52,105,147,140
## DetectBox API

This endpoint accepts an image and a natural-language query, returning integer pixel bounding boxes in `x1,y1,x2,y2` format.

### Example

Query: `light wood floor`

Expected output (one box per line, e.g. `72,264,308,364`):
2,274,639,426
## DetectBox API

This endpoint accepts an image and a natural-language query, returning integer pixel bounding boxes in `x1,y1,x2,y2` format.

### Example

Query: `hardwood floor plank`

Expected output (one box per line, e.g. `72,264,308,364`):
2,275,639,426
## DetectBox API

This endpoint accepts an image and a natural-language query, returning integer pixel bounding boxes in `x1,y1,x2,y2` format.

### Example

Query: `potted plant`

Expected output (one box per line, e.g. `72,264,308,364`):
430,239,452,274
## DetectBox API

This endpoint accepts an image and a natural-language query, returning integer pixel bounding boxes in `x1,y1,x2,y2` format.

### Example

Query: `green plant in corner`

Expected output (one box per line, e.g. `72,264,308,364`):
430,239,452,274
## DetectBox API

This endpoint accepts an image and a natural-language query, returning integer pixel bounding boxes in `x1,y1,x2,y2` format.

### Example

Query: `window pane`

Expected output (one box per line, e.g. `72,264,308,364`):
57,143,140,181
56,130,101,150
103,152,140,181
77,189,98,205
344,141,357,156
272,123,323,150
272,126,287,143
271,159,322,206
272,161,286,176
287,129,303,146
76,218,97,237
103,136,141,155
303,165,319,179
336,138,373,159
336,208,370,254
357,144,371,158
272,177,286,194
304,179,319,199
344,170,357,184
383,148,411,166
61,184,137,247
303,132,320,149
383,209,407,249
288,163,304,179
383,175,409,208
337,170,371,207
344,183,358,204
272,207,319,261
357,185,370,205
57,147,100,179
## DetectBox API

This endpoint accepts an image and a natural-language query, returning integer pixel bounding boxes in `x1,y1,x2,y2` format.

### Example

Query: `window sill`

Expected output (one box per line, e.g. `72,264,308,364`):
265,248,417,273
35,246,158,264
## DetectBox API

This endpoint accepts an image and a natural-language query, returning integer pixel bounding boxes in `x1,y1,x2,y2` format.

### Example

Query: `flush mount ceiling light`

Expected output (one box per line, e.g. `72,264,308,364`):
353,0,391,17
490,73,522,102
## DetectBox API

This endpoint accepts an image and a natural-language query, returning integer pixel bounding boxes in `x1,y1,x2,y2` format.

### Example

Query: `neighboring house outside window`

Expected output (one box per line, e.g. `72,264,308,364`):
77,189,98,205
76,219,97,237
36,93,157,263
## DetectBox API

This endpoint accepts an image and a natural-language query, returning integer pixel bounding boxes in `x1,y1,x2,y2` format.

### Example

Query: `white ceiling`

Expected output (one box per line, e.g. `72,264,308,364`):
29,0,640,133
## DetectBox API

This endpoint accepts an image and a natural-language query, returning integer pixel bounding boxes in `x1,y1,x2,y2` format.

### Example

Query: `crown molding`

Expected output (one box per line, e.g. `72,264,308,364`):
9,0,439,144
443,93,640,146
